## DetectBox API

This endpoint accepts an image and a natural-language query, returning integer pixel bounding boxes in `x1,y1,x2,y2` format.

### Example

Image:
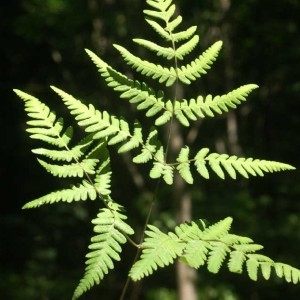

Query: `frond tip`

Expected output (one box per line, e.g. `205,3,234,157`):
194,147,295,180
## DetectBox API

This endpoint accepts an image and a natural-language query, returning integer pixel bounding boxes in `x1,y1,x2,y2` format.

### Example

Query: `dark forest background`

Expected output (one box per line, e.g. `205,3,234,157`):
0,0,299,299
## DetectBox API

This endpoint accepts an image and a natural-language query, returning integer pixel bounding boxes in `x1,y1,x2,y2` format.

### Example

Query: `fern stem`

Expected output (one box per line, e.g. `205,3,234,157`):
124,233,140,248
62,140,111,209
163,19,180,163
120,178,161,299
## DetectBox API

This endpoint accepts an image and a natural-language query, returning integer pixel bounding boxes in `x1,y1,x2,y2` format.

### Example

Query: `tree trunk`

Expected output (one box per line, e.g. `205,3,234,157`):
168,82,198,299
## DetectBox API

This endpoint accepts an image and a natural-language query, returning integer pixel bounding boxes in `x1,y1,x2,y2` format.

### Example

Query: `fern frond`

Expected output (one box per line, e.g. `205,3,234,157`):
274,263,300,284
207,242,230,273
32,135,93,162
175,35,199,59
16,88,114,209
176,221,209,268
37,158,98,178
180,240,210,269
133,34,199,61
146,0,173,12
86,49,166,113
23,141,112,209
73,203,134,299
149,146,174,184
144,1,175,23
177,41,223,84
51,86,135,147
129,224,184,281
145,18,170,40
155,100,173,126
174,100,190,126
194,148,295,180
202,217,232,240
228,250,247,274
22,180,98,208
165,15,182,33
118,121,143,153
172,26,198,42
133,128,158,163
14,89,73,148
175,84,259,125
113,44,177,86
176,146,193,184
133,38,175,60
132,217,300,284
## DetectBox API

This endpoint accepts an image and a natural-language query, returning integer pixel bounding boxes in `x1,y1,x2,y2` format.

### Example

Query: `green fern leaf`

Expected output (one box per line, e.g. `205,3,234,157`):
180,240,210,268
51,86,135,147
186,84,259,120
129,224,184,281
245,254,274,281
155,100,173,125
113,44,177,86
155,110,173,126
172,26,198,42
202,217,232,240
165,15,182,32
207,242,230,273
133,128,158,163
260,262,273,280
176,146,193,184
133,148,153,164
26,116,64,136
149,146,174,184
32,135,93,162
175,220,205,241
37,158,98,178
177,41,223,84
144,3,175,22
145,18,170,40
246,257,260,281
149,161,164,179
14,89,73,148
107,119,130,145
29,126,73,148
73,204,134,299
174,101,190,126
133,38,175,60
175,35,199,59
220,234,254,245
22,180,98,208
149,146,166,180
228,251,246,274
163,165,174,185
86,49,167,119
94,168,112,196
208,153,226,179
233,243,264,253
194,148,295,180
194,148,210,179
274,263,300,284
146,0,172,11
118,121,143,153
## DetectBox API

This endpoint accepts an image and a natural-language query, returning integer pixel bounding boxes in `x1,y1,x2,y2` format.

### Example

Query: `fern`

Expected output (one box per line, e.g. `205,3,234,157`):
129,224,185,281
193,147,295,180
130,217,300,284
148,146,295,185
14,89,113,209
15,0,298,298
73,202,134,300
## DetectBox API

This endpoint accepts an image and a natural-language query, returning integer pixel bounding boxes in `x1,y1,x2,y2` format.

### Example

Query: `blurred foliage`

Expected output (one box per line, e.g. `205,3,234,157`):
1,0,299,299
